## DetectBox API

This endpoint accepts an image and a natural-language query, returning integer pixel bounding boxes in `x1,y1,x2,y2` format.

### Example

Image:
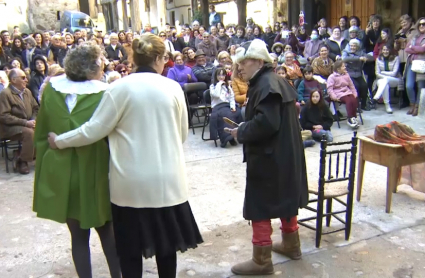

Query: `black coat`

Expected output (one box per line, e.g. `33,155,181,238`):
325,38,349,62
262,32,277,52
237,65,309,221
105,44,128,62
300,103,333,131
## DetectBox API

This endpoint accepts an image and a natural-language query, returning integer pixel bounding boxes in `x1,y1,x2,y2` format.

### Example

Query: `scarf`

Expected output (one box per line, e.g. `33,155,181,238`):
384,57,390,71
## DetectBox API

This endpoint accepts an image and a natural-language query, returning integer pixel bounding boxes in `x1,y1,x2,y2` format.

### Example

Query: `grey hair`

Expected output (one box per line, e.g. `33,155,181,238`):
349,39,360,47
283,51,294,58
24,36,36,48
64,42,102,81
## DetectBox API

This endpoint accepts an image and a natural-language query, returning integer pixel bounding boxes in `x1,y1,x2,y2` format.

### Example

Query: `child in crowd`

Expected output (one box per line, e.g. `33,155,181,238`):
300,90,334,142
297,66,322,105
276,66,293,86
210,68,243,148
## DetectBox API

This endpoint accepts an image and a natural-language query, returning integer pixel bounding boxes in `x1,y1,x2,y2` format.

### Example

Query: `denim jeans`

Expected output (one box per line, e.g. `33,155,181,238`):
405,64,425,104
312,129,333,142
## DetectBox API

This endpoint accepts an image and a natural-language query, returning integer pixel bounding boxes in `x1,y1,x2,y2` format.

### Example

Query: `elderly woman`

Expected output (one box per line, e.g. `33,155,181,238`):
167,52,197,87
304,30,323,63
327,60,359,129
373,44,402,114
105,33,128,65
159,30,175,53
47,33,202,277
33,42,121,278
404,17,425,116
342,39,373,110
282,51,303,81
311,45,334,79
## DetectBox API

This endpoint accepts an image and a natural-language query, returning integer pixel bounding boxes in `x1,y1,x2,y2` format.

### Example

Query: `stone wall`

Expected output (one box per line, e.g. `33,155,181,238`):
28,0,79,31
376,0,402,31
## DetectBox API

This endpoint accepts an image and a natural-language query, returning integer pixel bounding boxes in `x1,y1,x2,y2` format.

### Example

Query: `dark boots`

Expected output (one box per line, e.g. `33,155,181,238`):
231,245,274,275
412,104,419,116
272,230,302,260
407,104,415,115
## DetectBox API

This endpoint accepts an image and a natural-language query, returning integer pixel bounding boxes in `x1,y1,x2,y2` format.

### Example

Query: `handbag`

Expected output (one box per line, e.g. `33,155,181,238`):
411,60,425,74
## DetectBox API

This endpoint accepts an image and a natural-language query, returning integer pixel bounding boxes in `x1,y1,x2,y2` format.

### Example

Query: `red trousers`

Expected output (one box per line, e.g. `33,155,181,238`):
252,216,298,246
339,95,358,118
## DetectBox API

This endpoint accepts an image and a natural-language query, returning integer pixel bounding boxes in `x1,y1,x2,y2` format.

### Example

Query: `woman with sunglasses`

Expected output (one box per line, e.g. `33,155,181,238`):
115,64,129,78
404,17,425,116
159,31,175,53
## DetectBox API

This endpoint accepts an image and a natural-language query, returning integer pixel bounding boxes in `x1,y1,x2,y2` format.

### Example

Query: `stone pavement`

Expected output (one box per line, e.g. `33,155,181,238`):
1,104,425,278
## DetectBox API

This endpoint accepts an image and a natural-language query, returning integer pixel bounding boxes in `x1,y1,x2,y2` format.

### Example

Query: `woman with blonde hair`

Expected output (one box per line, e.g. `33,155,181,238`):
48,33,202,277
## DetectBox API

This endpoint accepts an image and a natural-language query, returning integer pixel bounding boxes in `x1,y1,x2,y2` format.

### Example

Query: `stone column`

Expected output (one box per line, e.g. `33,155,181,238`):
287,0,300,27
89,0,98,18
130,0,142,32
301,0,314,32
112,0,120,31
157,0,166,31
122,0,129,31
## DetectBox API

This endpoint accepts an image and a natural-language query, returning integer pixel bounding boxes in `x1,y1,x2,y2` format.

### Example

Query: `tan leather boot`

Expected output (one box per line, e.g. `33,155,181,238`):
412,104,419,116
272,230,302,260
407,104,415,115
231,245,274,275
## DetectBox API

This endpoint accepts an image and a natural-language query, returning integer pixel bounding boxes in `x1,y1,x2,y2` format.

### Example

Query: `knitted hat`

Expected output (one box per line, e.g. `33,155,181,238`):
349,26,359,33
234,39,273,64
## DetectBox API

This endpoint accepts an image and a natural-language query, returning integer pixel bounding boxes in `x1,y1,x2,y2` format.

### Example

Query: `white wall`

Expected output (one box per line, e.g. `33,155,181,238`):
0,0,31,32
166,0,191,26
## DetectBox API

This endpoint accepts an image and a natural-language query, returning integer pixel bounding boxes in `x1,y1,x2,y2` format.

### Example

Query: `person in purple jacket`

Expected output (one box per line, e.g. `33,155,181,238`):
167,52,198,87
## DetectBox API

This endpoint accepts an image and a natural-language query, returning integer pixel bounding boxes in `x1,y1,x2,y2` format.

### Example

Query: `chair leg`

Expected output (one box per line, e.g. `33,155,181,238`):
315,193,324,248
333,102,341,128
326,198,332,227
201,110,208,141
4,143,9,174
345,191,355,241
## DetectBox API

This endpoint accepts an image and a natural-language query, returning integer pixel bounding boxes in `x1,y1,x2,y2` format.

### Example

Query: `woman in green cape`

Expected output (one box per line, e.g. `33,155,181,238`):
33,42,121,277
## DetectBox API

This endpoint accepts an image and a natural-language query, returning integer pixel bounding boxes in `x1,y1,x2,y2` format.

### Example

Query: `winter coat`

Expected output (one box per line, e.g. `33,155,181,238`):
262,32,277,52
236,64,308,221
197,41,218,63
216,35,230,52
364,28,382,53
297,78,321,102
300,103,334,131
192,63,215,87
0,86,39,139
327,72,357,100
303,39,324,61
232,77,248,106
21,47,43,69
229,35,247,47
342,49,373,78
405,33,425,82
311,57,334,79
325,37,349,61
373,56,404,92
29,55,49,103
394,26,416,63
105,44,128,62
167,64,198,87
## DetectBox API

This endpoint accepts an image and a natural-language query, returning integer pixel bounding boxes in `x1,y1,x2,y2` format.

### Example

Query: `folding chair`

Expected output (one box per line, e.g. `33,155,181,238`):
298,132,358,248
0,139,22,173
183,82,208,134
330,100,364,128
200,90,217,147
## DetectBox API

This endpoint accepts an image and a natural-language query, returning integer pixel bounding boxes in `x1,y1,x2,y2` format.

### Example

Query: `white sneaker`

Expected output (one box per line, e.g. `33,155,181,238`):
347,117,359,129
385,103,393,114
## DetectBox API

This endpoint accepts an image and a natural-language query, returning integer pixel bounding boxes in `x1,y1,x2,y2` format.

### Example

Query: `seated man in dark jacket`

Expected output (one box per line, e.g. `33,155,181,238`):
105,33,127,65
29,55,48,104
191,49,215,88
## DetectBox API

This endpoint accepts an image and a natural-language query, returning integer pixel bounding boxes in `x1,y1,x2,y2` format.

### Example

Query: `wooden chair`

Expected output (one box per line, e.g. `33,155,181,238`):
298,132,358,248
0,139,22,173
200,89,217,147
183,82,208,134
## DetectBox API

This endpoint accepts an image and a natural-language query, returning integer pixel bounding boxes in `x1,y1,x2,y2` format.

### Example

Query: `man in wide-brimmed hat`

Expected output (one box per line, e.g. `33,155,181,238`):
227,39,309,276
191,49,215,87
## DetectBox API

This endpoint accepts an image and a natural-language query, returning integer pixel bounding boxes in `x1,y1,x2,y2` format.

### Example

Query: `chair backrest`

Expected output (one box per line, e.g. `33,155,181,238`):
203,89,211,105
183,82,207,95
294,78,302,89
318,131,358,192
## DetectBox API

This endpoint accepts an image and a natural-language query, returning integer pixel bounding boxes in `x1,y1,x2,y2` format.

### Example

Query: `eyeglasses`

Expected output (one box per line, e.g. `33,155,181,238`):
159,34,166,37
18,76,27,80
419,23,425,27
183,52,188,55
163,55,170,62
119,71,127,74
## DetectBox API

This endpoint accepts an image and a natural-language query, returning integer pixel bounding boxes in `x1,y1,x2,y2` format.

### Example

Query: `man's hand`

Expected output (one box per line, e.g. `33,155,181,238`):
313,125,323,130
48,132,58,149
336,55,341,61
230,128,238,139
187,74,191,81
26,120,36,129
231,108,236,112
301,100,305,105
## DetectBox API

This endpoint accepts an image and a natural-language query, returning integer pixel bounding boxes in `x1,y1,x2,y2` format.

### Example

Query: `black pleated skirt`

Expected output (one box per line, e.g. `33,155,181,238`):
111,201,203,259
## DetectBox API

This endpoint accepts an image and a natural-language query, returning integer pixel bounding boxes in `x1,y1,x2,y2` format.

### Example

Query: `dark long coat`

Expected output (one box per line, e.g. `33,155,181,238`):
237,65,309,221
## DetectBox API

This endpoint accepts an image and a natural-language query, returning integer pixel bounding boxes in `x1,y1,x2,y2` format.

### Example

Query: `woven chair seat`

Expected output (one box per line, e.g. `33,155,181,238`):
308,180,349,198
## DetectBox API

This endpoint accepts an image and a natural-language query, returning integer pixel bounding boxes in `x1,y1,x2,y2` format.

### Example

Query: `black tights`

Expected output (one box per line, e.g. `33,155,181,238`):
66,219,121,278
120,253,177,278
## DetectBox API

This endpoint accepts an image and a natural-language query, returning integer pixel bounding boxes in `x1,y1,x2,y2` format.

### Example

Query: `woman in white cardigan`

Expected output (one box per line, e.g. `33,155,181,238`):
48,33,203,277
373,44,402,114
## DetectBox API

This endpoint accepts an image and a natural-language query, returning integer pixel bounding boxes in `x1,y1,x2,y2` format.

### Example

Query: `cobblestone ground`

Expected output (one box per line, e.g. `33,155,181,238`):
1,105,425,278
